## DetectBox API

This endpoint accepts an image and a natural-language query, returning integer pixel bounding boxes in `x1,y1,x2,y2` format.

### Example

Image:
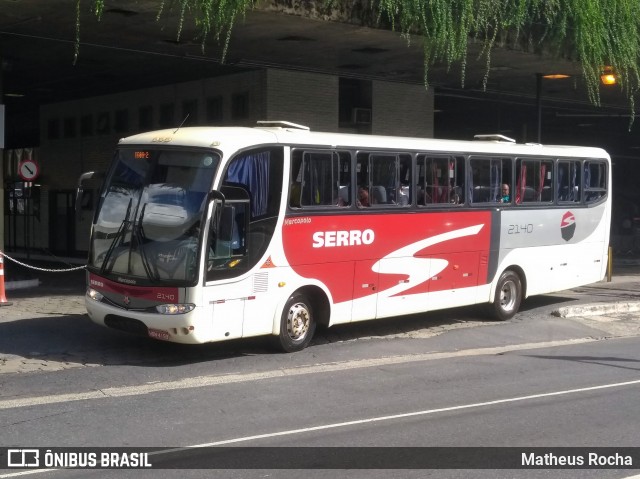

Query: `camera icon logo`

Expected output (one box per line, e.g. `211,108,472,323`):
7,449,40,468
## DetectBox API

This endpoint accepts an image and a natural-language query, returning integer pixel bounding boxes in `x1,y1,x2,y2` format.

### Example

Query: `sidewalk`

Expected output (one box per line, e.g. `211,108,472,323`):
1,252,640,323
0,255,639,377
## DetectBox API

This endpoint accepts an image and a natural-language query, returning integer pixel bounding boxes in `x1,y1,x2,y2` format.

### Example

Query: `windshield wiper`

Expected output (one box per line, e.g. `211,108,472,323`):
131,202,159,282
100,198,133,275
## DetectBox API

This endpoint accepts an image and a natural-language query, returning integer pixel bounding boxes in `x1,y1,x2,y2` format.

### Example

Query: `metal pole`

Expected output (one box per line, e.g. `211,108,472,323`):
536,73,542,143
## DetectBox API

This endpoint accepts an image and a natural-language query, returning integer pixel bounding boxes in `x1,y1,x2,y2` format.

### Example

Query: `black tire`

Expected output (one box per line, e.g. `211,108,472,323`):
492,270,522,321
273,293,316,352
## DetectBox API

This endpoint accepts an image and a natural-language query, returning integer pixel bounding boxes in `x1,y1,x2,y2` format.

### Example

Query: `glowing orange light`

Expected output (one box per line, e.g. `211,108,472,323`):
601,66,617,85
542,74,570,80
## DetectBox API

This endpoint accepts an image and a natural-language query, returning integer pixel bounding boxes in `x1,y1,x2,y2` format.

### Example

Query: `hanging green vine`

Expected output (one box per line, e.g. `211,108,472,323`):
366,0,640,112
79,0,255,62
80,0,640,120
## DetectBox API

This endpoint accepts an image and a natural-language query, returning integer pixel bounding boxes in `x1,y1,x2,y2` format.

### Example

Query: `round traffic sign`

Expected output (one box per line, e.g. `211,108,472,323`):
18,159,40,181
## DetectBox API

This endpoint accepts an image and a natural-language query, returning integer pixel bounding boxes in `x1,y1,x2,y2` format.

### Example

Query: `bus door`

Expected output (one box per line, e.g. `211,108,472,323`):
203,195,251,341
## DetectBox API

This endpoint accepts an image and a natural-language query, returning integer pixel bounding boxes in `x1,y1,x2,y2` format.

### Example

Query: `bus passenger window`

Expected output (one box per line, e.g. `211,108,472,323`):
557,160,581,203
293,150,350,208
469,156,512,204
418,155,465,206
584,161,607,203
515,158,553,204
357,152,411,208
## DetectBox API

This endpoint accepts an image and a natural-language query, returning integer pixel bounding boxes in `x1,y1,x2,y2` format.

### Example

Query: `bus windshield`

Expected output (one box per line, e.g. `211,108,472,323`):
88,148,219,285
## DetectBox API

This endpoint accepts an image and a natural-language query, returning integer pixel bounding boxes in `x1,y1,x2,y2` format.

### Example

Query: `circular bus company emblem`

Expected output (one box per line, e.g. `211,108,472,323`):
561,211,576,242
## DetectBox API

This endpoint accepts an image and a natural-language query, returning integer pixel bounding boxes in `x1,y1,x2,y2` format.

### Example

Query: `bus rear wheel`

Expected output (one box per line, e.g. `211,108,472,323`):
492,270,522,321
274,294,316,353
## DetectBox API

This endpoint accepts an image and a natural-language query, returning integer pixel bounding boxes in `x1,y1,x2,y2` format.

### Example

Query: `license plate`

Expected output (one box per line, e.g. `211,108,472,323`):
148,328,170,341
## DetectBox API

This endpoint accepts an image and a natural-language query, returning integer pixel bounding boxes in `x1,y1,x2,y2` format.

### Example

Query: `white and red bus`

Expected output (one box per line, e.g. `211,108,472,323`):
81,121,611,352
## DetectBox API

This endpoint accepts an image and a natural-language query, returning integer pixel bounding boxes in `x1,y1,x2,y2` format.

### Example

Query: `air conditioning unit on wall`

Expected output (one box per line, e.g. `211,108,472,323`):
352,107,372,125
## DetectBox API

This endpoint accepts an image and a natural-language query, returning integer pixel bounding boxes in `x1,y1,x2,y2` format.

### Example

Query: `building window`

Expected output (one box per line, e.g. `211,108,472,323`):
63,117,76,138
339,78,372,131
81,115,93,137
96,112,110,134
182,99,198,126
114,109,129,133
139,106,153,131
47,119,60,140
206,96,224,123
159,103,175,128
231,92,249,120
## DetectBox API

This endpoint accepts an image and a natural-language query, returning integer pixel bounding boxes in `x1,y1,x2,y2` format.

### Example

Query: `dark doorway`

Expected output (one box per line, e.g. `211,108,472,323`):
49,190,75,256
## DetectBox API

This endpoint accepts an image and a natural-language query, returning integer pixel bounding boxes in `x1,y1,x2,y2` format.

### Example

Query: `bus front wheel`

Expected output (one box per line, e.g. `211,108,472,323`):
274,294,316,353
492,270,522,321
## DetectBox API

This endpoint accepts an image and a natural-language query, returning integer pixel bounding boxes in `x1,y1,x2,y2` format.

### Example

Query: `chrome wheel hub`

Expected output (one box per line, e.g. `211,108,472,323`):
287,303,310,341
499,281,517,311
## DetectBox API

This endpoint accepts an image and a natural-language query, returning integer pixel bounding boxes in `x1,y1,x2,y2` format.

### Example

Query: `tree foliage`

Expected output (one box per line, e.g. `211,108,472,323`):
83,0,640,113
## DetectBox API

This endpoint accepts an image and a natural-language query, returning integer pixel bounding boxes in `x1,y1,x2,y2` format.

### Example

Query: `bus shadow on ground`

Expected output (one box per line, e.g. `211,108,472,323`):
0,315,256,371
317,296,576,345
0,294,586,370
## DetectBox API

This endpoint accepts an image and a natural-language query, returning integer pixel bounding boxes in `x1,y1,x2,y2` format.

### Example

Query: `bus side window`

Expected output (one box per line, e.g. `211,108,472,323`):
557,160,581,203
291,149,352,209
417,155,463,206
362,153,412,207
584,161,607,203
469,156,512,204
514,158,552,204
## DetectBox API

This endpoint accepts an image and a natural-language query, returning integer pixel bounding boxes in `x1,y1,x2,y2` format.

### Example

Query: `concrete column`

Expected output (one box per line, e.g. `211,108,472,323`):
0,51,5,254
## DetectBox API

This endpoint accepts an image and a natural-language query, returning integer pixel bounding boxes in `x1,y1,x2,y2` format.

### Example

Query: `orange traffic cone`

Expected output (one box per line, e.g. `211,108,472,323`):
0,255,13,307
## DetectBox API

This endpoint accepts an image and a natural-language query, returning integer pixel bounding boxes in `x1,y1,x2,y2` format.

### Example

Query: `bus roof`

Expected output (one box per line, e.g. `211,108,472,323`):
118,122,610,159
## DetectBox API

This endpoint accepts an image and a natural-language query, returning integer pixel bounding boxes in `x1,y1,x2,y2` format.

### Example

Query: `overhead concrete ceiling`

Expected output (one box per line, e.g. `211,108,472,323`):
1,0,638,152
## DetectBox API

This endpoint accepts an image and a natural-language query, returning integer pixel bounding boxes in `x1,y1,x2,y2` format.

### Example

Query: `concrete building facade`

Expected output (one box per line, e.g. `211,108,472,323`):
3,68,434,257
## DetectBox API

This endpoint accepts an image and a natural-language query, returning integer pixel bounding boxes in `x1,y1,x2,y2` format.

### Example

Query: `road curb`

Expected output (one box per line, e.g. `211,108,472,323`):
552,301,640,318
5,279,40,291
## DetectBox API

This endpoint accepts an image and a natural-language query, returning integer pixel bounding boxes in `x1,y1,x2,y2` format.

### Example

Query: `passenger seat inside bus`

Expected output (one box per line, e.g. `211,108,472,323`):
337,185,349,206
371,185,387,204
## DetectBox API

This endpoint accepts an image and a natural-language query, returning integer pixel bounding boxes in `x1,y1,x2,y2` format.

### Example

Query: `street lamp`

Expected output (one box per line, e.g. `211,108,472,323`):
600,66,617,85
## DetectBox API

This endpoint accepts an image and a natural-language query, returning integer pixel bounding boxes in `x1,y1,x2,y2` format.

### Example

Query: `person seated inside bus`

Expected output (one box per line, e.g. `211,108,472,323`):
499,183,510,203
357,186,370,207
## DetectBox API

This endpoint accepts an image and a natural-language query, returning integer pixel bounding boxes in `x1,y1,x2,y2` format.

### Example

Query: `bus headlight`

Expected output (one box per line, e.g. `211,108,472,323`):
87,288,104,302
155,303,195,315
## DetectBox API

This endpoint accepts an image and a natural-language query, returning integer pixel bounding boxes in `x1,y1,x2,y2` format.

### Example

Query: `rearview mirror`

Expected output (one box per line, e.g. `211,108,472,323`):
75,171,95,219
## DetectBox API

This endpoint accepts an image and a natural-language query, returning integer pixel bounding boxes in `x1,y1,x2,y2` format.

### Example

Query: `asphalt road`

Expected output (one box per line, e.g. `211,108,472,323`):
1,336,640,479
1,268,640,479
